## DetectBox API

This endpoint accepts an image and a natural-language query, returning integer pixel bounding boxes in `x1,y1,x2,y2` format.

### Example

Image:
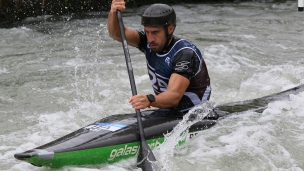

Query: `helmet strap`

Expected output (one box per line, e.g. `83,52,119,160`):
162,25,174,52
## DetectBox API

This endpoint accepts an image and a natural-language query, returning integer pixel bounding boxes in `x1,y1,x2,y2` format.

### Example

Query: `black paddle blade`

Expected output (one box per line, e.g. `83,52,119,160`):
137,143,157,171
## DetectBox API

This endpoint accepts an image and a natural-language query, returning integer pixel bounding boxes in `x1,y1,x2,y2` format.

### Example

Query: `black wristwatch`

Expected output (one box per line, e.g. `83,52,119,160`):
146,94,155,108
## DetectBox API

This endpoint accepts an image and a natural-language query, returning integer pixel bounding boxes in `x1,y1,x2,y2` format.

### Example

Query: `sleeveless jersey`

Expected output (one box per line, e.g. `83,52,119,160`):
137,31,211,113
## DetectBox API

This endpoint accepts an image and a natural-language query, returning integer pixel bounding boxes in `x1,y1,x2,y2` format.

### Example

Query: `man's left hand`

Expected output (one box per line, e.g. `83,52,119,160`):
129,94,150,109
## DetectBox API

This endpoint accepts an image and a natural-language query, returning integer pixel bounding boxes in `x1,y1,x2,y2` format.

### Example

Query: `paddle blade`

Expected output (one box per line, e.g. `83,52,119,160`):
137,142,157,171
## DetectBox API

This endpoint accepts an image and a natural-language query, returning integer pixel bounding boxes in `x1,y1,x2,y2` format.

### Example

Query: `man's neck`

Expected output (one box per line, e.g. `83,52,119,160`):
160,36,175,54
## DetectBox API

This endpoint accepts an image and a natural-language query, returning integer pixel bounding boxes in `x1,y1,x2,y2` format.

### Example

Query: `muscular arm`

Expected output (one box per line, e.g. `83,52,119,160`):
107,0,140,47
129,48,199,110
153,73,190,108
129,73,189,109
152,49,198,108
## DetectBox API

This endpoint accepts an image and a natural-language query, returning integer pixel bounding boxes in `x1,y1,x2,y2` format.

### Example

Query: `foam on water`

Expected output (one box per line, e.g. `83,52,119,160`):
240,64,304,92
158,92,304,171
153,102,215,171
1,1,304,171
0,68,8,74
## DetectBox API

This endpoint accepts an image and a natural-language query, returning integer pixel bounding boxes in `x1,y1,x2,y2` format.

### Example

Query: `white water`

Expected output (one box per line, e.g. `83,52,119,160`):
1,1,304,171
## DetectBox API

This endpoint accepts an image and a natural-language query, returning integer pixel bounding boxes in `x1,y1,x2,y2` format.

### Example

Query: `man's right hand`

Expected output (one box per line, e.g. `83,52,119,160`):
110,0,126,13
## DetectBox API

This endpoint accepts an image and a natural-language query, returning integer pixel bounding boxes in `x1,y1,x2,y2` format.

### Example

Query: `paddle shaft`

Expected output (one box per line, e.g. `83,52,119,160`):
116,10,156,170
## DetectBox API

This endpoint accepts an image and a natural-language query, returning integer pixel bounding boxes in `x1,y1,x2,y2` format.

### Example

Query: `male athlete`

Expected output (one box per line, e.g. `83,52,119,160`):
108,0,211,115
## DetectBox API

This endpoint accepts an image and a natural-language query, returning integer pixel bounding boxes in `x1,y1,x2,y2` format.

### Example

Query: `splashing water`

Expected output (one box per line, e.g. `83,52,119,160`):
2,2,304,171
153,102,216,171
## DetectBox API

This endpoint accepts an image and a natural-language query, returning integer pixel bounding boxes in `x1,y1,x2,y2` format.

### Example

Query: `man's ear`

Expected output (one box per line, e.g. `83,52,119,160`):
168,24,175,34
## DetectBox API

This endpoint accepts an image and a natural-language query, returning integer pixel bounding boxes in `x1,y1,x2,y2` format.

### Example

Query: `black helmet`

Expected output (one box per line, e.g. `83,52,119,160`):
141,4,176,26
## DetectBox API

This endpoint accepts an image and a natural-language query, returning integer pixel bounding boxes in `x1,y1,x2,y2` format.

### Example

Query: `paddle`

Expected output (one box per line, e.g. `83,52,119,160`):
116,10,157,171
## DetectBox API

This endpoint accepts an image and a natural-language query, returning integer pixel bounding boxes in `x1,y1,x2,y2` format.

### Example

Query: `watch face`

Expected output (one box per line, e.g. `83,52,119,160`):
147,94,155,102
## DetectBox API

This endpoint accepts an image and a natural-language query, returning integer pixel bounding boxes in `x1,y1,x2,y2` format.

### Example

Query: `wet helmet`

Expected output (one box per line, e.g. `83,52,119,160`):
141,4,176,27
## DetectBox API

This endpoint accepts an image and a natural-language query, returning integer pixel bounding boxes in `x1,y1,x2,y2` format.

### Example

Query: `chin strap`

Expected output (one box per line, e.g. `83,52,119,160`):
162,25,175,52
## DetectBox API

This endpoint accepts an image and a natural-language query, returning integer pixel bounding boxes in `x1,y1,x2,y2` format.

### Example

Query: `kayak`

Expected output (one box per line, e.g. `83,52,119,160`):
14,84,304,168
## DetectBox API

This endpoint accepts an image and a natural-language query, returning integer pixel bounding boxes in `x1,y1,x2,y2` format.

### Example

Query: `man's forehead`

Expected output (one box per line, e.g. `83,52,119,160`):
144,26,164,32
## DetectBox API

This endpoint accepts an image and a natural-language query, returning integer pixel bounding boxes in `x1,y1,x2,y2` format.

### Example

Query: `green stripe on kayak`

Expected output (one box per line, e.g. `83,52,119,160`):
27,137,165,168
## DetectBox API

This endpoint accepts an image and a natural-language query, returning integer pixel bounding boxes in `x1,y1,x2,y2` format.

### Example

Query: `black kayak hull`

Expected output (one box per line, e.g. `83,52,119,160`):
14,84,304,168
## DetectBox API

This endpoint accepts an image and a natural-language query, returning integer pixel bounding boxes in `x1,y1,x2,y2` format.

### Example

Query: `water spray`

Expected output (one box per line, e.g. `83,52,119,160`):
299,0,304,12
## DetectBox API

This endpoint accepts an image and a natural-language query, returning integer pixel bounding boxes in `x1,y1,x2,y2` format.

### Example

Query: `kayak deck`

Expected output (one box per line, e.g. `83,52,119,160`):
14,84,304,168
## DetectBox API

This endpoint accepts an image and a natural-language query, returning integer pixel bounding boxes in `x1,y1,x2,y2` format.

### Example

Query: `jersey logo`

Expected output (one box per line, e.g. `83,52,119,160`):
147,65,169,93
175,61,190,71
165,57,170,66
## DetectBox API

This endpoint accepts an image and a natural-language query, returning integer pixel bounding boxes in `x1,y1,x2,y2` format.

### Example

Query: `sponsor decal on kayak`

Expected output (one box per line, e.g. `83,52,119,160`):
84,122,127,132
108,140,161,161
189,132,198,139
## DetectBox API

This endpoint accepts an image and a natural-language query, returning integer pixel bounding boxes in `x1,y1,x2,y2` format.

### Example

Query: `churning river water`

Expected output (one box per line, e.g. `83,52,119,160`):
1,1,304,171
